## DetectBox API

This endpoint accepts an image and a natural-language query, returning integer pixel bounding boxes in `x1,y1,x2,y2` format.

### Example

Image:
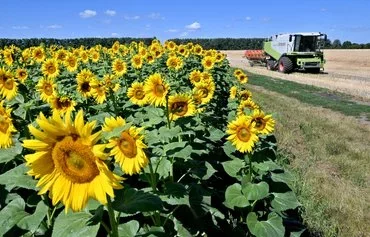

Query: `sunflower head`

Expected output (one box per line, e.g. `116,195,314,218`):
168,93,196,121
37,77,57,102
0,111,16,148
131,55,143,69
23,110,123,212
127,82,148,106
226,115,259,153
202,56,216,70
237,99,259,116
64,54,78,72
192,81,215,105
112,59,127,77
103,117,149,176
166,56,183,71
76,69,96,97
41,59,60,79
192,44,203,55
32,47,45,63
51,96,76,114
0,69,18,101
239,90,252,101
229,86,238,99
16,68,28,83
144,73,170,107
251,110,275,134
237,73,248,84
189,70,203,85
3,49,13,66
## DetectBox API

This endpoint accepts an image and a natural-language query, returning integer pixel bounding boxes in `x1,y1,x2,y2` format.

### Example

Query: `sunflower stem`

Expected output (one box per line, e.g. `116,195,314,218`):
109,90,119,115
165,94,171,129
246,153,252,182
107,196,119,237
148,161,157,192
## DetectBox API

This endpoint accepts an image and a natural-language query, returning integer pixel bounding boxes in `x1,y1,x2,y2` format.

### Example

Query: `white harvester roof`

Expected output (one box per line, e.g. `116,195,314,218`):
277,32,323,36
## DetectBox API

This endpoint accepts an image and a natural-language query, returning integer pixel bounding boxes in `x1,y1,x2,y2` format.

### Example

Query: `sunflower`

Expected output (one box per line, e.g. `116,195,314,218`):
41,59,60,79
76,69,96,97
239,90,253,101
79,50,89,64
165,41,177,51
0,69,18,101
23,110,123,212
215,52,225,63
251,110,275,134
237,73,248,84
91,82,107,104
3,49,13,66
50,96,76,114
0,102,16,148
103,117,149,175
234,69,243,77
127,82,148,106
146,54,155,64
112,59,127,77
201,71,213,83
229,86,238,99
168,93,196,121
112,41,120,53
37,78,57,102
177,45,189,57
32,47,45,63
193,81,215,105
192,44,203,55
166,56,183,71
237,99,259,116
188,70,202,85
131,54,143,69
103,74,120,92
138,47,148,58
202,56,215,70
144,73,170,107
227,115,259,153
15,68,28,83
55,49,67,62
64,54,78,72
90,50,100,62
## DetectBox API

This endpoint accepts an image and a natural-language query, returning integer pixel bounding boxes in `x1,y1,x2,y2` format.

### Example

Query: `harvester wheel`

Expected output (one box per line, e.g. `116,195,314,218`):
278,57,293,73
266,60,276,70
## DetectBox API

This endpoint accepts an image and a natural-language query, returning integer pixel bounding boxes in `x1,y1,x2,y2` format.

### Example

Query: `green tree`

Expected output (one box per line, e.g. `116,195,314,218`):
332,39,342,49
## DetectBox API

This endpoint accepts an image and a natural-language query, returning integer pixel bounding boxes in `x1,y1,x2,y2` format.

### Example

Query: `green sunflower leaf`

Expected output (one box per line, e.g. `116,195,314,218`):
112,187,163,214
117,220,140,237
0,198,29,236
0,140,23,163
271,192,301,212
246,212,285,237
0,164,37,191
52,211,100,237
224,183,249,209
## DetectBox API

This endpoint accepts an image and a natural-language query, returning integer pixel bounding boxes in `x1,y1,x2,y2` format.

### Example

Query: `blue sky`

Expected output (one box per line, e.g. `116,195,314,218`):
1,0,369,43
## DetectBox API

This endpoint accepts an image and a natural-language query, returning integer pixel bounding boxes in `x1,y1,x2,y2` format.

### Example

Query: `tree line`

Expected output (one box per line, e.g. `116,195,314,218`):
0,37,369,50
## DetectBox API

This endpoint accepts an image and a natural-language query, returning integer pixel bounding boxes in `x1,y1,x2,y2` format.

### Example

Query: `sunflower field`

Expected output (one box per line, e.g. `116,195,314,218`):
0,40,304,236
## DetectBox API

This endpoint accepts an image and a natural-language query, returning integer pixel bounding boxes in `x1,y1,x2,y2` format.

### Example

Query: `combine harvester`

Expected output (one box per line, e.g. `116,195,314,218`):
244,32,327,73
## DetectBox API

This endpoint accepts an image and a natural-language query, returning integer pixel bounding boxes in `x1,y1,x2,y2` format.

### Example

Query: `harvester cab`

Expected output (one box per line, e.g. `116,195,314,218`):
264,32,327,73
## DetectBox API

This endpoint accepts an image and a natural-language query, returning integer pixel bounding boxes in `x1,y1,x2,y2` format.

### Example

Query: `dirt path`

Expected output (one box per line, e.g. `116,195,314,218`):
222,49,370,102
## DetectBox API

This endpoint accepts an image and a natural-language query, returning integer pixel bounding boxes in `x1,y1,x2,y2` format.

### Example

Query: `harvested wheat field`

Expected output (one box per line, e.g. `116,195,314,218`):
222,49,370,102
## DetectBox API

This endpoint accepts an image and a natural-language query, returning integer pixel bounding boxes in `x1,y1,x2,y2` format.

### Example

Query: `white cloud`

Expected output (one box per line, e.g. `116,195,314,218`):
12,26,29,30
148,13,164,20
111,33,119,37
245,16,252,21
105,10,116,16
79,9,97,18
47,24,62,29
124,15,140,20
180,32,189,37
166,29,179,33
185,22,201,30
320,8,327,12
